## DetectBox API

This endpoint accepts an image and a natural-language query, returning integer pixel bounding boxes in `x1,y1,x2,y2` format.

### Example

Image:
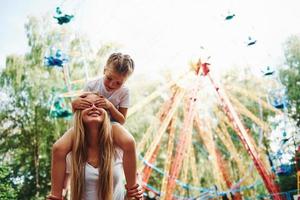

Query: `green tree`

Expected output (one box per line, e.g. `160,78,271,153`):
0,39,69,200
277,34,300,197
0,165,18,200
280,35,300,128
0,15,116,199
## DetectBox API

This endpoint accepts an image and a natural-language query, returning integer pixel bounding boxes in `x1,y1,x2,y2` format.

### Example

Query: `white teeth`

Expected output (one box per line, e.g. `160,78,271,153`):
89,112,100,115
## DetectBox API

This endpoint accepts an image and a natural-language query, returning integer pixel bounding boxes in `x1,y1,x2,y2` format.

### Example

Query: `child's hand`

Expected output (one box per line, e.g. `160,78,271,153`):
72,94,92,111
94,97,112,110
125,184,144,200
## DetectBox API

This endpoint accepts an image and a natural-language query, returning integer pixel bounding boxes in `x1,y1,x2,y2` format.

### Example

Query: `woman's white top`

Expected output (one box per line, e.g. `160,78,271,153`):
66,148,125,200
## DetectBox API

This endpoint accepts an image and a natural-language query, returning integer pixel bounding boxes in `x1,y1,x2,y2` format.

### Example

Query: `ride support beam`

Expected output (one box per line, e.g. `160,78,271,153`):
164,63,204,200
201,62,282,200
160,115,177,199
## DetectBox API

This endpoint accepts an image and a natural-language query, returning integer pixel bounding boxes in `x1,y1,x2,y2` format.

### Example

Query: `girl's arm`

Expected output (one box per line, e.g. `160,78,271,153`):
108,106,127,124
95,97,128,124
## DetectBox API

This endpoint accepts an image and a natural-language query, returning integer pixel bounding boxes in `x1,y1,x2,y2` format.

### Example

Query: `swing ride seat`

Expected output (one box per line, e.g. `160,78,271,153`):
53,15,74,25
225,14,235,20
247,40,257,46
44,56,65,67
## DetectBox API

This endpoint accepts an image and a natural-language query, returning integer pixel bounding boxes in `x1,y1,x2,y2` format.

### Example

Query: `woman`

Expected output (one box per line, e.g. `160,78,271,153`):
47,93,143,200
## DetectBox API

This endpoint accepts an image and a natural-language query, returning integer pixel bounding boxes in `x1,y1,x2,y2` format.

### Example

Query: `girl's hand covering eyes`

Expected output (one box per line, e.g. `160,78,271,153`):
72,97,92,111
94,97,112,110
73,93,108,111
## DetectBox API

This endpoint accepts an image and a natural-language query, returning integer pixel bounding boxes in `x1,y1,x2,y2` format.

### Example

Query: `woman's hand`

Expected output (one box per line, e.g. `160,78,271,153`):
125,184,144,200
46,194,64,200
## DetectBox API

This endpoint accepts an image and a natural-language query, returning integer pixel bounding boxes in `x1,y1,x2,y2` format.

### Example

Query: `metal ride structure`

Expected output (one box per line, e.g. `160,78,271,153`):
136,60,283,199
199,62,281,199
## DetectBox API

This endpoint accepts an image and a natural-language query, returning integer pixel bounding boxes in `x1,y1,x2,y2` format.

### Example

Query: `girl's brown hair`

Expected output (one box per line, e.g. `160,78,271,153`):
105,52,135,77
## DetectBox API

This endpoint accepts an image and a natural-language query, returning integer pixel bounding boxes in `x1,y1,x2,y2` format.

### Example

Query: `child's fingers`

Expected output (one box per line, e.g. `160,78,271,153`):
73,100,92,111
77,105,89,110
80,99,92,104
94,98,105,104
80,99,93,106
95,102,106,106
77,103,92,110
80,101,92,107
94,100,107,108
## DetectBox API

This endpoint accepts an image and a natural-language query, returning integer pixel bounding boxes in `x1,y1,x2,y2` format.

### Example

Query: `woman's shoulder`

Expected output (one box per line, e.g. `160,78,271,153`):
66,127,75,134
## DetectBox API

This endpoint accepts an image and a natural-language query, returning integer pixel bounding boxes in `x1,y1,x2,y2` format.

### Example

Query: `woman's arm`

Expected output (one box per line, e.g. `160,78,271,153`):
49,128,74,198
62,173,70,198
112,124,138,193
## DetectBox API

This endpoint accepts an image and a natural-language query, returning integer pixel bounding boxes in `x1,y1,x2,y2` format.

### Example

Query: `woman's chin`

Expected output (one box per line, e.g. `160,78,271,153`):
83,118,103,125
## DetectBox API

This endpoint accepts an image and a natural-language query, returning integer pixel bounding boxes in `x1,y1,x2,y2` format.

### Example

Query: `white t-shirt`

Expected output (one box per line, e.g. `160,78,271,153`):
84,77,130,109
66,148,125,200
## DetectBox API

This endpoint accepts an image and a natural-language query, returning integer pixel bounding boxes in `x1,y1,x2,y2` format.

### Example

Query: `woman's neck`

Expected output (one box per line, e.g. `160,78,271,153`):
85,125,100,148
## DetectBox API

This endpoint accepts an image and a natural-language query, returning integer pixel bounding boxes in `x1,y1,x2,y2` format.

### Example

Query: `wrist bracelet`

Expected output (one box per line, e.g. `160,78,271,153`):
125,183,139,190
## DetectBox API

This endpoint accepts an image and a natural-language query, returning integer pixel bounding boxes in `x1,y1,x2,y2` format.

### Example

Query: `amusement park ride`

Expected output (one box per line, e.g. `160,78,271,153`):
44,3,299,199
50,58,296,199
135,61,283,200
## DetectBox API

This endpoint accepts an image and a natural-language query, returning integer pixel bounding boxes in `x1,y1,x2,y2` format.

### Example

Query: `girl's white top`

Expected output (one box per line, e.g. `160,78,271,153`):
84,77,130,109
66,148,125,200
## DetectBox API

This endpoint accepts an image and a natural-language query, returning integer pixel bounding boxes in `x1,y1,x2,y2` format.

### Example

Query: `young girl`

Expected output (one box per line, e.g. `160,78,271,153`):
48,53,142,199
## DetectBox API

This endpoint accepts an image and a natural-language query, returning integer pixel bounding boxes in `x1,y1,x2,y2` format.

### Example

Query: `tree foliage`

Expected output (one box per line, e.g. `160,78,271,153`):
280,34,300,127
0,15,116,199
0,165,18,200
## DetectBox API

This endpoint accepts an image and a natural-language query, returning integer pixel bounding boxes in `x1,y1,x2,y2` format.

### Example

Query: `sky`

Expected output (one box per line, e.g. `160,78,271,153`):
1,0,300,76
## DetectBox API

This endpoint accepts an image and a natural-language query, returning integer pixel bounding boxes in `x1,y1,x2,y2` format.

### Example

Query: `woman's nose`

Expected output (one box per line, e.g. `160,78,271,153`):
90,103,97,109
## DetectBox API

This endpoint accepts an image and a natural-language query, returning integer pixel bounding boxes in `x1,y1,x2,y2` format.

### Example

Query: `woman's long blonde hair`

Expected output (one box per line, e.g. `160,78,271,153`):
70,93,114,200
